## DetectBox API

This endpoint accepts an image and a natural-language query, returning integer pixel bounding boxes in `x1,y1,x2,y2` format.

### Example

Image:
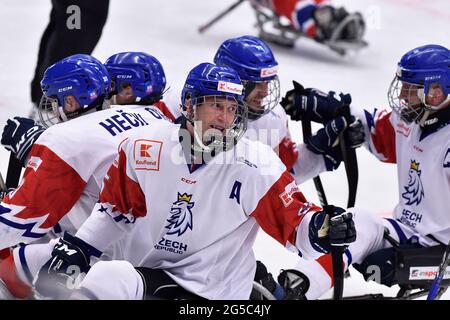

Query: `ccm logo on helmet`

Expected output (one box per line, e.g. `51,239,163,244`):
217,81,243,95
58,86,73,93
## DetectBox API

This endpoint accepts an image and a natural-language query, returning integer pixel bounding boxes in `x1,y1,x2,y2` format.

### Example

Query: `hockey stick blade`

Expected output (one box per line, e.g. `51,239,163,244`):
427,240,450,300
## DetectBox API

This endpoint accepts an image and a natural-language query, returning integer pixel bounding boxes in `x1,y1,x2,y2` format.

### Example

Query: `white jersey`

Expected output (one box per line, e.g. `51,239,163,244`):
159,92,326,181
357,107,450,243
0,104,170,251
76,120,321,299
245,104,289,149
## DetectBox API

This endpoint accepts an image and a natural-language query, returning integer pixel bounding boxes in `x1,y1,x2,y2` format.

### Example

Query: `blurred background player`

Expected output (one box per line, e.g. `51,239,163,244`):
30,0,109,114
34,62,356,300
249,0,367,54
0,52,169,299
277,44,450,299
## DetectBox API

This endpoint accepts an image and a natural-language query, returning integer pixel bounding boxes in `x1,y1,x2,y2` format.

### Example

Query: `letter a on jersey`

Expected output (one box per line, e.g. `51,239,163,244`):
444,148,450,168
229,181,242,205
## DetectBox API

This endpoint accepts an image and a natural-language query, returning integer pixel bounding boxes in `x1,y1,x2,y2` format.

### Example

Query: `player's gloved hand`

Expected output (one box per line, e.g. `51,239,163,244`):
1,117,45,167
35,232,102,299
308,205,356,254
280,81,352,123
307,116,365,170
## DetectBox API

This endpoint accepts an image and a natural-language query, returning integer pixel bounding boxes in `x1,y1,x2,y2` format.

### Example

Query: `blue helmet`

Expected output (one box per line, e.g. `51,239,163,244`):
388,44,450,124
104,52,166,104
181,62,247,153
214,35,280,120
39,54,111,127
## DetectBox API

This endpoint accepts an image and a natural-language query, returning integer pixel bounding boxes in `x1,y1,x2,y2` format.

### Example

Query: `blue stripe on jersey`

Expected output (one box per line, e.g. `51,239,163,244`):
0,215,47,239
18,245,33,284
385,218,408,244
344,249,352,266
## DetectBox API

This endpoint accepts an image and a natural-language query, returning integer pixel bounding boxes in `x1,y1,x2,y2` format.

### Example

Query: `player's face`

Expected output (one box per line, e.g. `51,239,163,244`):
245,81,270,111
115,84,135,104
399,82,421,106
195,96,238,138
63,95,81,113
425,83,446,107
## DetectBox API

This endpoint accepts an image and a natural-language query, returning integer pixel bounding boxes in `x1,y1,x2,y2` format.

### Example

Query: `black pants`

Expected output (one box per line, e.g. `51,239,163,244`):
31,0,109,104
135,267,206,300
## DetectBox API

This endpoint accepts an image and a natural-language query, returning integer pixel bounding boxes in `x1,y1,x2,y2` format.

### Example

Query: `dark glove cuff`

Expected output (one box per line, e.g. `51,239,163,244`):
62,232,102,258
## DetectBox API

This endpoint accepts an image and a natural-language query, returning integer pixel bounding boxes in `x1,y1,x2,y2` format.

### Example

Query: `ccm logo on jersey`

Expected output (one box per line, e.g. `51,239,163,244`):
26,156,43,172
279,180,300,207
134,139,163,171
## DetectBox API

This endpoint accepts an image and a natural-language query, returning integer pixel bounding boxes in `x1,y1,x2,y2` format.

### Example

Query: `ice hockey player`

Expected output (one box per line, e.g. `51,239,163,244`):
34,62,356,300
0,52,169,299
278,44,450,299
213,35,363,183
249,0,367,54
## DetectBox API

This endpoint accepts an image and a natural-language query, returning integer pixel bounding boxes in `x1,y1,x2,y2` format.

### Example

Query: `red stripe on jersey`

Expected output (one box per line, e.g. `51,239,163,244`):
3,144,86,229
371,111,397,163
277,137,299,171
99,148,147,218
251,171,321,246
0,252,32,299
317,253,334,286
153,101,176,121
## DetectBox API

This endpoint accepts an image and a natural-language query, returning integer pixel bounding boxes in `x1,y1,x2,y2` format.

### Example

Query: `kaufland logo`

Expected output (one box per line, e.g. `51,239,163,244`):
260,66,278,78
134,139,163,171
217,81,243,95
279,180,300,207
140,144,152,157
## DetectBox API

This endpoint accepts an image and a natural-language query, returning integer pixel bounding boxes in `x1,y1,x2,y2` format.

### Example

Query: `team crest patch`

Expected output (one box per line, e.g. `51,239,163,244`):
165,193,194,236
134,139,163,171
402,160,425,206
279,181,300,207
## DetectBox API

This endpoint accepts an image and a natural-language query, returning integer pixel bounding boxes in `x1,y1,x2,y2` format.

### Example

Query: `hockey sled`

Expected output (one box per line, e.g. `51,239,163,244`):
253,7,368,56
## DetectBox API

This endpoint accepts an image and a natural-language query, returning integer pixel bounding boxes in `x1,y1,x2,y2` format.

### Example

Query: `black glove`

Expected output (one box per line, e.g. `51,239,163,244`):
1,117,45,167
308,205,356,254
280,81,352,123
307,116,365,170
35,232,102,299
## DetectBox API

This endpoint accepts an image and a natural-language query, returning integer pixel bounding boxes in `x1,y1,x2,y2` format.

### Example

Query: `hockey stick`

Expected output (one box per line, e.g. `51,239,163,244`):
337,105,358,208
0,170,6,193
427,240,450,300
5,153,22,189
302,118,343,300
198,0,245,33
301,118,328,206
